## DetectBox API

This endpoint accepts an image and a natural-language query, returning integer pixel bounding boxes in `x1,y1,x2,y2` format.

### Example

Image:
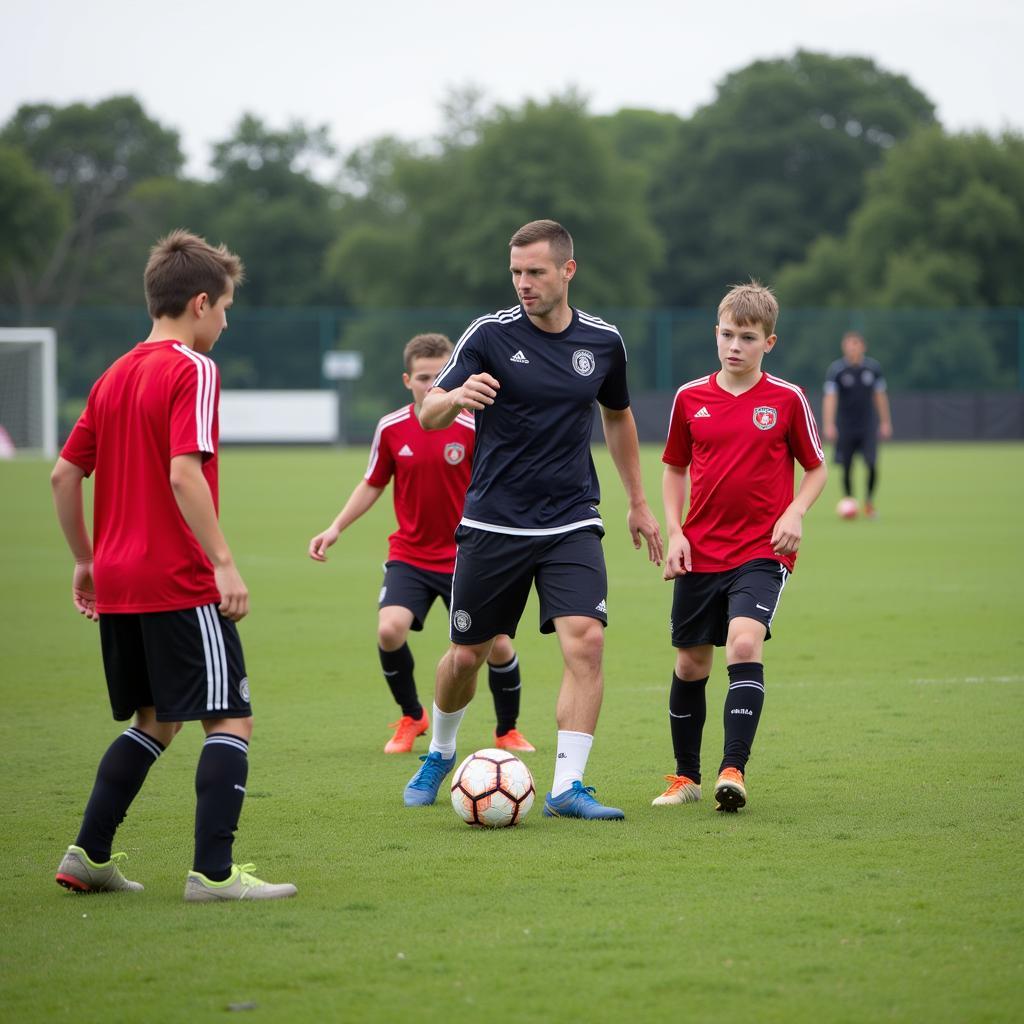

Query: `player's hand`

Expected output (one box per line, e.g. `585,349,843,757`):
662,535,692,580
453,373,500,411
628,502,663,565
215,563,249,622
879,422,893,441
309,526,340,562
72,560,98,621
824,424,838,443
771,509,803,557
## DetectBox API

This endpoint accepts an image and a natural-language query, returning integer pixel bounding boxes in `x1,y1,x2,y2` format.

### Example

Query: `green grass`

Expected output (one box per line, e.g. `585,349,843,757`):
1,443,1022,1023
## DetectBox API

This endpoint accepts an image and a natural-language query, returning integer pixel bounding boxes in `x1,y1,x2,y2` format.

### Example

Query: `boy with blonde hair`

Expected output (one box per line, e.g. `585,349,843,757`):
655,281,827,812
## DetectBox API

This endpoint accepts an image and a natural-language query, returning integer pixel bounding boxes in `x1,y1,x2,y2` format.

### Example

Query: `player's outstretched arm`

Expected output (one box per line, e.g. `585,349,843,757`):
822,391,838,443
169,453,249,622
662,464,692,580
419,375,500,430
600,405,663,565
51,457,98,621
309,481,385,562
771,462,829,556
875,390,893,440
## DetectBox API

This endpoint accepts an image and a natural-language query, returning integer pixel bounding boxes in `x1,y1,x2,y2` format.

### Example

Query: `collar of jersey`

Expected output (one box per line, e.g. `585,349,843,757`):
520,306,579,340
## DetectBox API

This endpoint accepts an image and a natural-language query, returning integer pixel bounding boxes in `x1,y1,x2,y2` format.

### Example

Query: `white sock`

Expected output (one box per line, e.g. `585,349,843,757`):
428,703,465,758
551,730,593,796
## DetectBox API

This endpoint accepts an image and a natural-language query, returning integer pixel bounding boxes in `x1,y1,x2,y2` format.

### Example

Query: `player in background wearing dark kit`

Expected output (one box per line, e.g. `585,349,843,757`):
822,331,892,518
402,219,663,820
655,282,827,812
308,333,535,755
51,231,295,901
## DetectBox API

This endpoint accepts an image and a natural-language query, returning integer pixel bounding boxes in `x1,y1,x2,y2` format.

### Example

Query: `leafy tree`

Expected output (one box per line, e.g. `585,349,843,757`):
0,96,183,313
649,51,937,306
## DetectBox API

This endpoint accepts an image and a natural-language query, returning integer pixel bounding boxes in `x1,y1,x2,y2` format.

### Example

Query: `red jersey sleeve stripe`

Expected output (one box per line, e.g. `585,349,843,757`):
365,406,410,479
173,344,215,453
767,374,825,463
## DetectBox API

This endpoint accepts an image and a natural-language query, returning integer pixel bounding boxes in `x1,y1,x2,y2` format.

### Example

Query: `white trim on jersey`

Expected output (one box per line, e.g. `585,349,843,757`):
172,344,216,453
665,375,712,442
765,374,826,462
123,728,163,759
455,411,476,431
197,603,229,711
578,310,627,361
460,515,605,537
434,306,522,389
364,406,412,479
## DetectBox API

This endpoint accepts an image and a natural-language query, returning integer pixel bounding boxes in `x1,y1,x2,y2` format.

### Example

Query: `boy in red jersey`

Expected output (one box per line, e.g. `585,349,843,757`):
308,334,534,755
51,230,295,901
654,281,827,812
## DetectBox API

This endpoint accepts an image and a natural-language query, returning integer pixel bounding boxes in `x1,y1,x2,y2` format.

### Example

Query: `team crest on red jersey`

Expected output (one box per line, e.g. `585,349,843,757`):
753,406,778,430
444,442,466,465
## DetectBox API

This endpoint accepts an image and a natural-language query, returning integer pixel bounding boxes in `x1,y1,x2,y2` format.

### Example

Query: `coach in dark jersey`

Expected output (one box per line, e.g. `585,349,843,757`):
402,219,663,820
822,331,893,518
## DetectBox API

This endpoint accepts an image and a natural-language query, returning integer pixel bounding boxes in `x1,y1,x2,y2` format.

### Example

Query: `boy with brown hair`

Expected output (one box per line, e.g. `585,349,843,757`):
51,229,296,900
309,333,534,755
655,281,827,812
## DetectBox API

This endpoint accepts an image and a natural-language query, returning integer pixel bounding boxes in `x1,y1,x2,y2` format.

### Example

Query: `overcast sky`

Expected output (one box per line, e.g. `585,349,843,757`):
3,0,1021,177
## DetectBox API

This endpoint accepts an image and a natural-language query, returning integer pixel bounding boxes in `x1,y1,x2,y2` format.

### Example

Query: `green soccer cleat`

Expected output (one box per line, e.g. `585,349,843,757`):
184,863,297,902
55,845,144,893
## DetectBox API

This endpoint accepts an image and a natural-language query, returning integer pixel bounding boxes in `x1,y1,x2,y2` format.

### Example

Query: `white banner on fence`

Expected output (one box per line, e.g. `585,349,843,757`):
220,390,338,443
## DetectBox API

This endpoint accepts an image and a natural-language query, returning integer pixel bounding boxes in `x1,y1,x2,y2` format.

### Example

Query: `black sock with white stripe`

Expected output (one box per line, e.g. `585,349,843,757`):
721,662,765,774
76,727,165,863
489,655,521,736
669,673,708,783
194,732,249,882
378,644,422,719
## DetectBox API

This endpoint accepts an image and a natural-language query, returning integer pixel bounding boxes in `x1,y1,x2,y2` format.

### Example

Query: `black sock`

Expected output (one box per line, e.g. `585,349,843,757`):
75,727,164,863
843,462,853,497
489,655,521,736
379,644,422,719
867,463,877,501
194,732,249,882
669,673,708,783
721,663,765,774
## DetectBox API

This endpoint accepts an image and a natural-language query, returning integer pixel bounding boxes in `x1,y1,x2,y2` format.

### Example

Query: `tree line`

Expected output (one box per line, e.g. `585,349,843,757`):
2,50,1023,398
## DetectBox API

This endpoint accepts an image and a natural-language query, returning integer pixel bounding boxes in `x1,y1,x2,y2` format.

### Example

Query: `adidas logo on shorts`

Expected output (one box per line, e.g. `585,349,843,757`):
595,599,607,613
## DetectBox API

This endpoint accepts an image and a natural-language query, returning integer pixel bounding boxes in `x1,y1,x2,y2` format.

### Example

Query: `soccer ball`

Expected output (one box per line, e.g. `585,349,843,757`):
450,749,535,828
837,497,858,520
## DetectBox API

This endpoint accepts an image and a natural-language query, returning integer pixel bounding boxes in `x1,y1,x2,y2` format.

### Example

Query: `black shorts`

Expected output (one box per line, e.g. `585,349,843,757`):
99,604,251,722
449,525,608,644
378,560,452,630
671,558,789,649
835,426,878,466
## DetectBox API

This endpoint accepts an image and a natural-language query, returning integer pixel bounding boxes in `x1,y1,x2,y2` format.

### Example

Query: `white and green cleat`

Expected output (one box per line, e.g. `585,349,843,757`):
55,845,144,893
184,863,297,902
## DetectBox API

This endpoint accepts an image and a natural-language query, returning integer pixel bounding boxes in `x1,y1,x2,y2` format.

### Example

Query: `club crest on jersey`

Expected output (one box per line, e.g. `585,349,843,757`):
753,406,778,430
452,609,472,633
444,442,466,465
572,349,596,377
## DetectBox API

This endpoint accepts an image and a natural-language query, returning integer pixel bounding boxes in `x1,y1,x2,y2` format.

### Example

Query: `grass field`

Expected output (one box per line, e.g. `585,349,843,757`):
2,443,1022,1023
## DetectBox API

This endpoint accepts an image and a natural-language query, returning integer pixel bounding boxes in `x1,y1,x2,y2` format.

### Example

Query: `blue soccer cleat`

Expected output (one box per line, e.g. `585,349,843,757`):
542,781,625,820
403,750,456,806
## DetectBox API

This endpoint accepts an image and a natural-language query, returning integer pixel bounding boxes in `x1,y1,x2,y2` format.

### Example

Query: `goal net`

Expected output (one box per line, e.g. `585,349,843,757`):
0,328,58,457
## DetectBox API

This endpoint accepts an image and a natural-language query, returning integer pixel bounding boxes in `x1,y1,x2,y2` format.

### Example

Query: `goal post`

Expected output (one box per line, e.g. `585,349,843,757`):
0,327,58,458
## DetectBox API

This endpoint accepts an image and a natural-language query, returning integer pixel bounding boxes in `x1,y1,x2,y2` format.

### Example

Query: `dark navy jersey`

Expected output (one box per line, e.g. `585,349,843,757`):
433,304,630,535
824,356,886,426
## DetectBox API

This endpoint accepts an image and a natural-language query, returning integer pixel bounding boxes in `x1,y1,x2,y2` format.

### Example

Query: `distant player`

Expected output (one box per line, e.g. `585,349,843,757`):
655,281,827,812
51,230,295,900
402,219,663,820
309,334,534,755
822,331,892,518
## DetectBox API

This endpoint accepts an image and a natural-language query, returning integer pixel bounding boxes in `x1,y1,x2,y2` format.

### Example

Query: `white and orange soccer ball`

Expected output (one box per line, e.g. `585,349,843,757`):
837,497,859,520
450,749,535,828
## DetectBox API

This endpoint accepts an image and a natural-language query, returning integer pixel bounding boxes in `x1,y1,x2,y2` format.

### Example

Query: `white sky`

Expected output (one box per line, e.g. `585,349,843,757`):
2,0,1021,177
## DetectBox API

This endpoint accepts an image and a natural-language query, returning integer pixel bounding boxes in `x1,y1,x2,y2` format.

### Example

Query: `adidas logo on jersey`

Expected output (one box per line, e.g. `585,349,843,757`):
398,444,414,456
510,350,530,364
595,599,607,613
694,406,711,418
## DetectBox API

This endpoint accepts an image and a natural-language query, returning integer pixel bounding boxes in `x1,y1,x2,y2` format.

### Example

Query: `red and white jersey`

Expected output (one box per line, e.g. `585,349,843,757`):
61,339,222,613
662,372,825,572
364,404,475,573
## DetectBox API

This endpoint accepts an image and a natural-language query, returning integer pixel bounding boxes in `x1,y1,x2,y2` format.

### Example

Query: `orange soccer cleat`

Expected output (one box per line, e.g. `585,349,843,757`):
714,767,747,813
384,711,430,754
494,728,536,753
651,774,702,806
